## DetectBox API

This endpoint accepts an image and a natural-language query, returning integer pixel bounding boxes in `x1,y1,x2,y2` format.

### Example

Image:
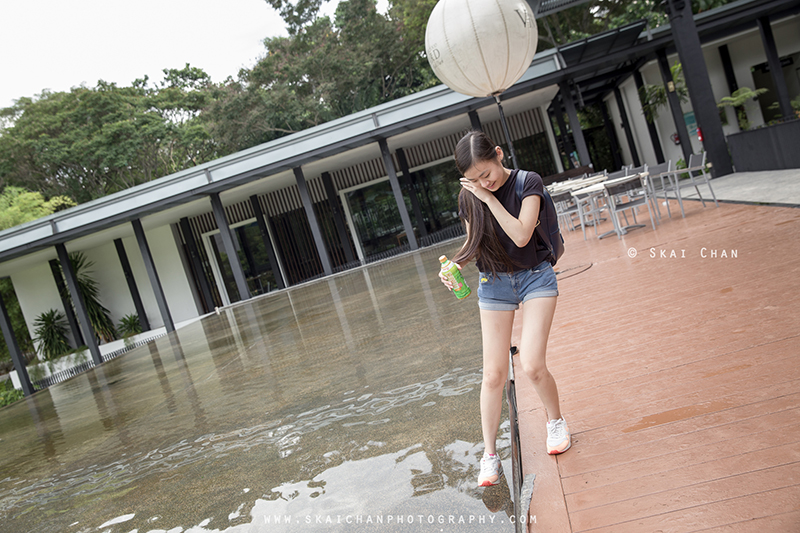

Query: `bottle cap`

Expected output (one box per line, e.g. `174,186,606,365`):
439,255,447,262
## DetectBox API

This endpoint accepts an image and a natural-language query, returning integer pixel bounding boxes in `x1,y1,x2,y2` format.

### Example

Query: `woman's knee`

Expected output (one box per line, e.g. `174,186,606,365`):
521,361,550,384
482,367,507,390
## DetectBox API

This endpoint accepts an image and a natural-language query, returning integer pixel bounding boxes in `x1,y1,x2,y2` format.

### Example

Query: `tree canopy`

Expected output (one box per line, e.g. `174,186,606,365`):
0,187,75,231
0,66,217,204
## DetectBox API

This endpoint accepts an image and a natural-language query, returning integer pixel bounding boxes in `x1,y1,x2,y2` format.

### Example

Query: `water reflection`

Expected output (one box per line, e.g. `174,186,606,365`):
0,244,512,532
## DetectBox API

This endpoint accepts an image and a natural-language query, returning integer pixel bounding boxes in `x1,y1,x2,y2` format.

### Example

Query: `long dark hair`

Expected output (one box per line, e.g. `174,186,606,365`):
452,130,522,274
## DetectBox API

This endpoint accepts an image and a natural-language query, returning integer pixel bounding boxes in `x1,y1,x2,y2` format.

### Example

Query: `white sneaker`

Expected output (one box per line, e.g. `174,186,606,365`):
546,418,571,455
478,452,503,486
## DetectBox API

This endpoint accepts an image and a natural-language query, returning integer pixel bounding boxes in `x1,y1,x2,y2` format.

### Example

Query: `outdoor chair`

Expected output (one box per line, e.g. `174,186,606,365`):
663,152,719,217
551,190,581,235
601,172,657,239
643,161,672,219
606,169,626,181
605,165,657,230
622,164,650,217
624,165,647,176
571,187,608,240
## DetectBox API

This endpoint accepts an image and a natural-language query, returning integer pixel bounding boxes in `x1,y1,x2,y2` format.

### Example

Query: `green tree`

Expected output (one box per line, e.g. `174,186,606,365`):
0,278,34,373
0,186,75,230
265,0,327,35
0,187,73,372
639,61,689,124
0,67,218,204
203,0,439,153
33,309,71,361
59,252,117,344
536,0,736,50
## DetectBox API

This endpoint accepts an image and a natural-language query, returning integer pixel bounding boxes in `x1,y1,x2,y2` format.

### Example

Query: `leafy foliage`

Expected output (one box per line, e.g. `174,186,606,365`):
0,0,741,208
0,278,34,373
0,186,68,370
0,379,24,408
0,187,75,230
639,62,689,124
0,66,219,204
203,0,439,153
536,0,736,50
718,86,769,130
33,309,71,361
117,313,143,338
59,252,117,343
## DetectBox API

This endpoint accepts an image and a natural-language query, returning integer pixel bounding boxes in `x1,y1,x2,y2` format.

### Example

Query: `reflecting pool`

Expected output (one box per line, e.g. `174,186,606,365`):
0,243,515,532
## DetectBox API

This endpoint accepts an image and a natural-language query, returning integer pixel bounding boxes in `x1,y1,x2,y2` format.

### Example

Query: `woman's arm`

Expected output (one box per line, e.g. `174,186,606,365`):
485,194,540,248
460,177,541,248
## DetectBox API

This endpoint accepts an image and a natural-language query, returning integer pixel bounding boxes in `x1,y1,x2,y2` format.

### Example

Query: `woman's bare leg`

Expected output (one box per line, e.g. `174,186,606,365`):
479,308,515,455
518,297,561,420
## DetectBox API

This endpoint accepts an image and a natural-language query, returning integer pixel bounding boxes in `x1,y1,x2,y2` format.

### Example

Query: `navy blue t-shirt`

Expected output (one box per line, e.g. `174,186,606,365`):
464,169,550,272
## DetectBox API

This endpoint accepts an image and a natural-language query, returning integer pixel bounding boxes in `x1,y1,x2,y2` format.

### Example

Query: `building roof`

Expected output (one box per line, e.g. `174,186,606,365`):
530,0,592,17
0,52,563,263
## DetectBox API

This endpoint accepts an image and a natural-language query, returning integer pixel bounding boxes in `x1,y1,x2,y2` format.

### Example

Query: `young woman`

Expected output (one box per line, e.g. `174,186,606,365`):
440,130,570,487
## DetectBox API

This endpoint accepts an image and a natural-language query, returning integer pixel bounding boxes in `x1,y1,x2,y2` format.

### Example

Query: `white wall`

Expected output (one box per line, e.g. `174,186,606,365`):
82,241,137,327
114,235,161,329
541,105,564,173
621,78,656,166
140,224,199,326
724,16,800,129
10,262,69,356
638,59,703,167
76,226,199,333
605,94,628,167
6,221,200,355
605,88,652,169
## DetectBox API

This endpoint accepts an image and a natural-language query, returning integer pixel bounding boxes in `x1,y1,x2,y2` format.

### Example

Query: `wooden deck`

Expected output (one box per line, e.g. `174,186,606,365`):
511,198,800,532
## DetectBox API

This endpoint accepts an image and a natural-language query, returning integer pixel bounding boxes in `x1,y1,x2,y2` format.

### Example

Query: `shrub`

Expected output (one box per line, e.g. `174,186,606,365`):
117,314,143,338
33,309,71,361
0,379,24,407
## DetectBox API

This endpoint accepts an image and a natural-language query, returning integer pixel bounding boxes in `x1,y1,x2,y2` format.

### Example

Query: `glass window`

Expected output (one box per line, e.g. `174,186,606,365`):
209,221,279,302
345,179,408,259
411,160,462,233
234,223,278,296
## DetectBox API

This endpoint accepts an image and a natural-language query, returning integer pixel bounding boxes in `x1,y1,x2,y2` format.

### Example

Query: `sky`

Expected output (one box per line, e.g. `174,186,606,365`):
0,0,388,110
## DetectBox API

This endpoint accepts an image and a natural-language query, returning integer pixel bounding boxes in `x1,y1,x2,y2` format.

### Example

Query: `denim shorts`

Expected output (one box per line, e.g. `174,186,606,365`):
477,260,559,311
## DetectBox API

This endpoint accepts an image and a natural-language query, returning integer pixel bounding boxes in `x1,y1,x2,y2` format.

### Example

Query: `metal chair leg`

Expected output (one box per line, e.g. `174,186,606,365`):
701,168,719,207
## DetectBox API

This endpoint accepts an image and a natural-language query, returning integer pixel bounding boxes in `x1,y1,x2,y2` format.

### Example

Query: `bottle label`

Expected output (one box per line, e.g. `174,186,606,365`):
442,264,470,300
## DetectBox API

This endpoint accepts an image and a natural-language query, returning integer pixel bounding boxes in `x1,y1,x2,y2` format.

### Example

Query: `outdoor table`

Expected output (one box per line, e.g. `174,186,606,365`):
547,172,608,195
574,172,650,239
564,174,611,237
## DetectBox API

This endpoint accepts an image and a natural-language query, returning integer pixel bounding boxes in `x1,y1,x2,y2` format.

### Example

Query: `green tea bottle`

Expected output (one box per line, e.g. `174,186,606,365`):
439,255,471,299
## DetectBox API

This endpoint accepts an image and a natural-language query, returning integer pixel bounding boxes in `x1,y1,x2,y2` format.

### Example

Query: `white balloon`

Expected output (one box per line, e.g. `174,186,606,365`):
425,0,538,98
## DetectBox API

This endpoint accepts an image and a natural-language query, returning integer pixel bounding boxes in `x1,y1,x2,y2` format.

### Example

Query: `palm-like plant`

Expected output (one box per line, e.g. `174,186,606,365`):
117,313,143,338
717,87,768,131
33,309,71,361
59,252,117,343
639,62,689,124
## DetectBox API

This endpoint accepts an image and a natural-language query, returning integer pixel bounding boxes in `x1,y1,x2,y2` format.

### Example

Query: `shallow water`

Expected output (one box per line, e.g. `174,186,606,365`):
0,244,515,532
